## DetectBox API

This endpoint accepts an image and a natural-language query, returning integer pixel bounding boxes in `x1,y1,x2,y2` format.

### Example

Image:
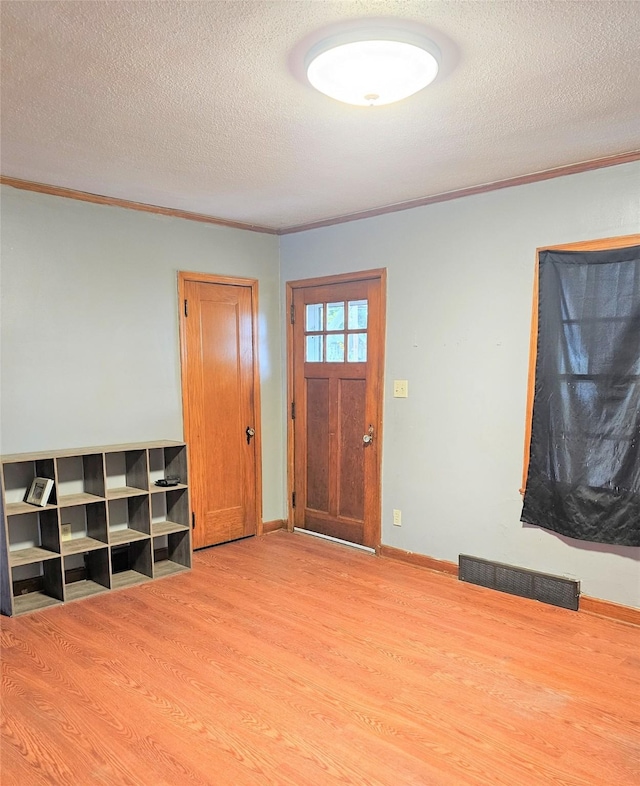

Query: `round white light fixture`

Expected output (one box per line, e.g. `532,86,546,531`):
306,29,440,107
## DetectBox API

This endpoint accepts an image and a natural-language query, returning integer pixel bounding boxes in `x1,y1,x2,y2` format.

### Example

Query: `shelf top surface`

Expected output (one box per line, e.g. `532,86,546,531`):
6,501,58,516
1,440,186,464
152,520,190,535
62,536,108,555
13,592,63,615
107,486,149,499
10,545,59,567
109,528,150,545
150,482,188,494
58,492,106,507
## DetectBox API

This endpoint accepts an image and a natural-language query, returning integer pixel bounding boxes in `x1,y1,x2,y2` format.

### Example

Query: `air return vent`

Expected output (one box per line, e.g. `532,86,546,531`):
458,555,580,611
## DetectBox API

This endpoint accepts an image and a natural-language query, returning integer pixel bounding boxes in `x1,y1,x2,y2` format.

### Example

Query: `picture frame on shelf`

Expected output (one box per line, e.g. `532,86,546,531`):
26,477,54,507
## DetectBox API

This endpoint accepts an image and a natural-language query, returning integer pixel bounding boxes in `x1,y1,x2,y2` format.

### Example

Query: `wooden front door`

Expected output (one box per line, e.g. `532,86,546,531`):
179,273,261,549
289,271,385,548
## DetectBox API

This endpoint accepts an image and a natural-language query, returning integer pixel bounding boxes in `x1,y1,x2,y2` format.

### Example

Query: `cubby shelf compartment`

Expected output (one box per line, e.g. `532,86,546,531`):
153,523,191,580
64,547,110,603
1,441,190,616
11,558,64,616
7,509,60,568
56,454,105,508
106,450,148,500
60,500,108,555
2,458,57,511
151,487,190,534
111,538,153,590
149,445,188,489
108,493,150,547
150,485,192,577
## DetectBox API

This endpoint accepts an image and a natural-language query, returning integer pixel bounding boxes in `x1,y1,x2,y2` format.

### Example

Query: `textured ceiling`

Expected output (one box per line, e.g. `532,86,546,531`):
2,1,640,231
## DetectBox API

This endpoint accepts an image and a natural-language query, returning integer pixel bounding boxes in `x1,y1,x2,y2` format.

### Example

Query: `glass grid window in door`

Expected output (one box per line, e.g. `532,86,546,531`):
304,300,368,363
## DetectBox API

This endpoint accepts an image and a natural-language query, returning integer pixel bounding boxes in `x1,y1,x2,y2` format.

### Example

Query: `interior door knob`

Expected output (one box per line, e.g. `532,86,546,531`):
246,426,255,444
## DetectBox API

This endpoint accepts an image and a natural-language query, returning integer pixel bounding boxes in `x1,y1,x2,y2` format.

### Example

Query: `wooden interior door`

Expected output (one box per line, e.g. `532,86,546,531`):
290,272,385,548
179,274,260,549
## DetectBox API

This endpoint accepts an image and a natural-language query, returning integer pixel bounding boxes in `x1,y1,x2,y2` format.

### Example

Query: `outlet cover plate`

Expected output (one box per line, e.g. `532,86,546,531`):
393,380,408,398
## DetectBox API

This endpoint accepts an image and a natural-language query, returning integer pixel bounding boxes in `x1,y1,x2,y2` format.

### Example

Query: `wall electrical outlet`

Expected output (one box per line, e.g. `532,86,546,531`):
393,380,408,398
393,509,402,527
61,523,72,541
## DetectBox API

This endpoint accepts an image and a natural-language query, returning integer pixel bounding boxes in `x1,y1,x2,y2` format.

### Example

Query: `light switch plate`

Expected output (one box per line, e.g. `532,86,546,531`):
393,380,408,398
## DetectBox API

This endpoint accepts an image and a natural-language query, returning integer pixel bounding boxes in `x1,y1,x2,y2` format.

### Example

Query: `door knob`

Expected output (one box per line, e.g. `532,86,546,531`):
363,425,374,445
246,426,255,444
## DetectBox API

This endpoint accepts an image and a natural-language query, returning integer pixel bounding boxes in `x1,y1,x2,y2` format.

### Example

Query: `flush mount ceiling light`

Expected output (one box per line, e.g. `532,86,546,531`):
305,29,440,107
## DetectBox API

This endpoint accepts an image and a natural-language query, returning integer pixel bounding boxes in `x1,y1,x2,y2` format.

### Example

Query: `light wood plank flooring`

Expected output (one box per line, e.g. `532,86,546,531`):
1,531,638,785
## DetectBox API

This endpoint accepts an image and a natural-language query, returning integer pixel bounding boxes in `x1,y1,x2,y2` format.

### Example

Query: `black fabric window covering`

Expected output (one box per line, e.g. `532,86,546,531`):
521,244,640,546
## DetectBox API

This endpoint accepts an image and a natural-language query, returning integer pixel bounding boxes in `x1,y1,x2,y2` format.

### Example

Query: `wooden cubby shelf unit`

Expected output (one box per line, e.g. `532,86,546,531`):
0,441,191,616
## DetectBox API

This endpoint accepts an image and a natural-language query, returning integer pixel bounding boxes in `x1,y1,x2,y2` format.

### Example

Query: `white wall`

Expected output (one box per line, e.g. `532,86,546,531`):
280,162,640,608
0,187,285,522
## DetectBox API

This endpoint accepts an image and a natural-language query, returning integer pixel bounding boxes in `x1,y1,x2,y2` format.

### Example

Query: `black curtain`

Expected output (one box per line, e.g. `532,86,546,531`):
521,244,640,546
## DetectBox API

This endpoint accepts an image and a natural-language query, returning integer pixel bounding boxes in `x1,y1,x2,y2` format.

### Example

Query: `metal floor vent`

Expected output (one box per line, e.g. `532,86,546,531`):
458,555,580,611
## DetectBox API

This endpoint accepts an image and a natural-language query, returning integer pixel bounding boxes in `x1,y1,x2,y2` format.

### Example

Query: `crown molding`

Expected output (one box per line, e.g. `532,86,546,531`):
278,150,640,234
3,149,639,236
0,176,279,235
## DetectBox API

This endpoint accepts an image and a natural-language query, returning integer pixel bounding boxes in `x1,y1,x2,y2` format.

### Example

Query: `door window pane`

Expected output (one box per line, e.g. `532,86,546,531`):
305,335,323,362
348,300,368,330
347,333,367,362
326,302,345,331
305,303,323,332
326,334,345,362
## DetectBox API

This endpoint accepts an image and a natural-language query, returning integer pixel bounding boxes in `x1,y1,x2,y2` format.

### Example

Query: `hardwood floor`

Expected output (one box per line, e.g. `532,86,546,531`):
1,531,638,785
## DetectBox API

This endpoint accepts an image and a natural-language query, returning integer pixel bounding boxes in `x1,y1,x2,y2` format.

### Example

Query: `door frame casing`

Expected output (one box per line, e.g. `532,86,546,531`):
286,268,387,548
177,271,264,538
